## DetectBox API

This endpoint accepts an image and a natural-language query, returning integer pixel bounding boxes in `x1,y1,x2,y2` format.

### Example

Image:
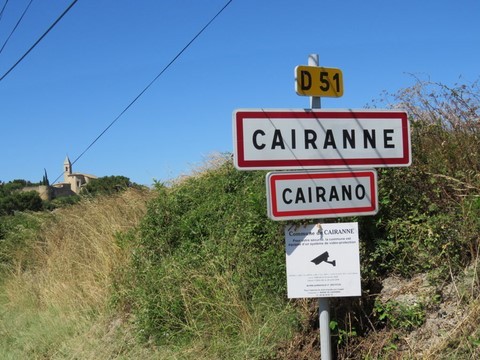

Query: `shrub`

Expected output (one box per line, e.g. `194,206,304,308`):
81,175,136,196
0,212,44,274
360,78,480,280
0,191,44,216
119,155,296,355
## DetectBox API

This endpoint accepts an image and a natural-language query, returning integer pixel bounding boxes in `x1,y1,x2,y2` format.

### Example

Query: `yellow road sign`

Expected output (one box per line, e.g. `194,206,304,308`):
295,65,344,97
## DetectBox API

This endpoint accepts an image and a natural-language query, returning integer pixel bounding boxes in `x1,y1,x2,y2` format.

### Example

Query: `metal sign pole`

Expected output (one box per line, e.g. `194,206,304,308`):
308,54,321,109
308,53,332,360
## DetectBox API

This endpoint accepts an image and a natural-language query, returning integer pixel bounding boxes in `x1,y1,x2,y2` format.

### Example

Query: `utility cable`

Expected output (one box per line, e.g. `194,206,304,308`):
0,0,78,82
0,0,35,55
66,0,234,173
0,0,9,22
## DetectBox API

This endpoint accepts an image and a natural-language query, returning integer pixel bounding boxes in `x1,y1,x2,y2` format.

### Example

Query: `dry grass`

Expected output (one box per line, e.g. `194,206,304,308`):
6,188,152,311
168,152,231,186
0,188,154,358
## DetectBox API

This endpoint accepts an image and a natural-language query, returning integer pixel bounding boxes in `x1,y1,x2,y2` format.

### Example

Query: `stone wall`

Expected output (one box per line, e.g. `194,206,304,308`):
21,185,52,201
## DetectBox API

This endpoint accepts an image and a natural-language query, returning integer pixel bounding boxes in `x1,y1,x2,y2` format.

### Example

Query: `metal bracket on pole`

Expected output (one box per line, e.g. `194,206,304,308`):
308,53,332,360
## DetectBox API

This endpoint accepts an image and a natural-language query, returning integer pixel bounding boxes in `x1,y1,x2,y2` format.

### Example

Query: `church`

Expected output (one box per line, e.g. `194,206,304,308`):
51,156,98,197
20,157,97,201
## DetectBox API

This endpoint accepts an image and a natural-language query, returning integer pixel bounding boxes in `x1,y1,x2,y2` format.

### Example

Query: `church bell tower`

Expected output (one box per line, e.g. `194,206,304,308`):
64,156,72,182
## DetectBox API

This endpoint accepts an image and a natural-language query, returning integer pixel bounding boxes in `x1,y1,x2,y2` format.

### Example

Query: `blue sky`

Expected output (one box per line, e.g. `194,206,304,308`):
1,0,479,186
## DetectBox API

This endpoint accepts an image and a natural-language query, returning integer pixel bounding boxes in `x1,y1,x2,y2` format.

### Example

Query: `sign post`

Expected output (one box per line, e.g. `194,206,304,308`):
231,53,411,360
308,54,332,360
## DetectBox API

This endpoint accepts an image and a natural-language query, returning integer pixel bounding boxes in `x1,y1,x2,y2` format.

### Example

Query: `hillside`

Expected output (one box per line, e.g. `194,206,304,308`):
0,188,154,359
0,79,479,359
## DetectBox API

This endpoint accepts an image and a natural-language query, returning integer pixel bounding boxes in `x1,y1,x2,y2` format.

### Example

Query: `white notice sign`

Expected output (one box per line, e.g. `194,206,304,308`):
285,222,361,298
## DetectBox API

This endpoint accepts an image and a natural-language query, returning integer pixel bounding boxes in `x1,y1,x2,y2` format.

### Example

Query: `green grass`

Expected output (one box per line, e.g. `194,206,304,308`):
0,289,85,359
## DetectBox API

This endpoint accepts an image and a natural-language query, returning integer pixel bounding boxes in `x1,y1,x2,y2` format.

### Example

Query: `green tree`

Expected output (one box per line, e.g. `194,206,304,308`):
41,169,50,186
0,191,43,216
1,179,29,194
81,176,134,196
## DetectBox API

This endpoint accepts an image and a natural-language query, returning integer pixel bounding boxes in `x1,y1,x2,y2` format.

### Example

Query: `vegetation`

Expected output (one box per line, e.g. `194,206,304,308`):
0,189,153,359
0,180,44,215
115,157,297,358
0,190,43,216
81,175,138,196
0,175,139,215
0,78,479,358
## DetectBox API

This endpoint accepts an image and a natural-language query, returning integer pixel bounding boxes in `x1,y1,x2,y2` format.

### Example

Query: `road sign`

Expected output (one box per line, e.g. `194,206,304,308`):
266,169,378,220
233,109,411,170
295,66,344,97
285,223,361,298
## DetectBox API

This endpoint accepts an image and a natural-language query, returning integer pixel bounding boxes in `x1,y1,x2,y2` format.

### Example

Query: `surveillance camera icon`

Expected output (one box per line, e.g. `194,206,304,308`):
311,251,336,266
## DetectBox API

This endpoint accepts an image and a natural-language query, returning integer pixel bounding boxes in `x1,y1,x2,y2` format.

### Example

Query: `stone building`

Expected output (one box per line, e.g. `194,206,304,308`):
19,157,97,201
51,156,97,196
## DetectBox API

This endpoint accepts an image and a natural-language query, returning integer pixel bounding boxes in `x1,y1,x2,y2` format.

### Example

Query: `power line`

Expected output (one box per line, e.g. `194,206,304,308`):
65,0,234,175
0,0,9,23
0,0,78,82
0,0,35,55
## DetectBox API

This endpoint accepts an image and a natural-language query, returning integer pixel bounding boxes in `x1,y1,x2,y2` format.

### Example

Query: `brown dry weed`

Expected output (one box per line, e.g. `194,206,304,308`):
4,188,153,313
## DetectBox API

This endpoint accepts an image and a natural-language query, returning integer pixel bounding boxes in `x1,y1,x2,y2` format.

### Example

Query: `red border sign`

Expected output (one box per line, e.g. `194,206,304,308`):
233,109,410,170
266,170,378,220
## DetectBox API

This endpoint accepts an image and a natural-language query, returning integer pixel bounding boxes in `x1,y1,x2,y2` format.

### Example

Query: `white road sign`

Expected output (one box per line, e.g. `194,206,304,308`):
233,109,410,170
266,170,378,220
